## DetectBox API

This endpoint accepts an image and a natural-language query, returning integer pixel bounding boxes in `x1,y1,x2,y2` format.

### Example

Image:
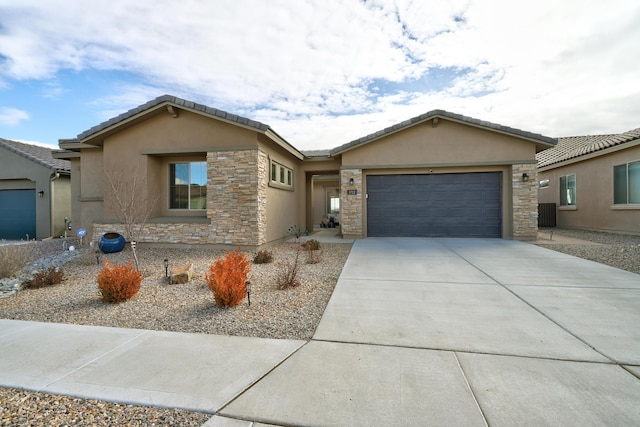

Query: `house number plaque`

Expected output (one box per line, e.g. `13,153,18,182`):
347,189,358,195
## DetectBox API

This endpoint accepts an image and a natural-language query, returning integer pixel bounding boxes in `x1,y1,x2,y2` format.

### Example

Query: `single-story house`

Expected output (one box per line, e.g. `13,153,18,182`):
537,128,640,234
0,138,71,240
53,95,556,247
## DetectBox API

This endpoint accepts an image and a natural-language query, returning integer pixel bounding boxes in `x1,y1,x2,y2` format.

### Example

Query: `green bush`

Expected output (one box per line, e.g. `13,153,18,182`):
24,267,64,289
253,250,274,264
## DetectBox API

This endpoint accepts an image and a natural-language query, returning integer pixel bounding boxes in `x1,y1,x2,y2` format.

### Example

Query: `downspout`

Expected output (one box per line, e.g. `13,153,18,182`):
50,171,60,238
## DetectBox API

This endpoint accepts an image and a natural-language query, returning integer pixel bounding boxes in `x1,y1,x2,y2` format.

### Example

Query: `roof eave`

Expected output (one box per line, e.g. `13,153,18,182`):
264,128,304,160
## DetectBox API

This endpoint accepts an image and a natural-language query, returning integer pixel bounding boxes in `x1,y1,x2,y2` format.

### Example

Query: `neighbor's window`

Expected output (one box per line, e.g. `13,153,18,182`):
614,160,640,204
169,161,207,209
559,174,576,206
270,160,293,189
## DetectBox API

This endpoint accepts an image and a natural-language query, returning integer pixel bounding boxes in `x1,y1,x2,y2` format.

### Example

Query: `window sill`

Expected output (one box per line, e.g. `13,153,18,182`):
610,204,640,210
268,181,294,191
148,216,210,224
558,205,577,211
96,216,210,225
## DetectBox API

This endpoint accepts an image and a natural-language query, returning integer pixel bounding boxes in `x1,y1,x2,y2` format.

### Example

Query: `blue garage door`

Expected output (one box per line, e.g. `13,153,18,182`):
0,189,36,240
367,173,502,238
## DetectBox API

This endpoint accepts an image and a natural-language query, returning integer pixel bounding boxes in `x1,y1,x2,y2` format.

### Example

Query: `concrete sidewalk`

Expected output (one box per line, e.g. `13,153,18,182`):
2,238,640,426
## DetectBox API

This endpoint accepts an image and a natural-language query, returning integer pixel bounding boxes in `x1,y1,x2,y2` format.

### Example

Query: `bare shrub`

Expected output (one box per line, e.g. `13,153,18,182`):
276,247,301,289
104,162,159,271
305,247,322,264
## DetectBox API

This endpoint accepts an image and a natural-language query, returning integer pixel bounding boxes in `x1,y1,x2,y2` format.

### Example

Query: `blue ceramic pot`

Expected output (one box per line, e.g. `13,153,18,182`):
99,232,126,253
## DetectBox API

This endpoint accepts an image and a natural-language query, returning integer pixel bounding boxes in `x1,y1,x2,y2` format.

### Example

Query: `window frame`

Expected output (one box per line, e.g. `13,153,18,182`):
168,161,207,211
559,173,576,207
613,160,640,206
269,159,294,190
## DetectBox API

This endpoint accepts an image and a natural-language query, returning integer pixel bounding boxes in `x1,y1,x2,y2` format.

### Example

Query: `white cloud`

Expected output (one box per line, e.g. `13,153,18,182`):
0,0,639,148
0,107,29,126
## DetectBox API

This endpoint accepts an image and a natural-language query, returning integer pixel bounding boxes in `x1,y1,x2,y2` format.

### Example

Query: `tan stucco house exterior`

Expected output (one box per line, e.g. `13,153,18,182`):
537,128,640,234
53,95,556,247
0,138,71,240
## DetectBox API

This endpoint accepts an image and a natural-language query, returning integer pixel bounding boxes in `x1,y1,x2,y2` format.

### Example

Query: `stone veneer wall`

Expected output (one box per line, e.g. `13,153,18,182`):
92,149,268,246
512,163,538,239
340,169,363,237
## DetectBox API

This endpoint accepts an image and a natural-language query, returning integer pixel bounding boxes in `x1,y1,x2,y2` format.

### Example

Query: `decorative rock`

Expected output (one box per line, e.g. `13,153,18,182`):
170,263,193,284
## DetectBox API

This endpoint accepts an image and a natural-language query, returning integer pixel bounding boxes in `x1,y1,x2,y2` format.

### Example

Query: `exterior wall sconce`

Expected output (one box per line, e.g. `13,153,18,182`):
37,190,44,197
522,173,529,182
246,280,252,306
349,178,354,185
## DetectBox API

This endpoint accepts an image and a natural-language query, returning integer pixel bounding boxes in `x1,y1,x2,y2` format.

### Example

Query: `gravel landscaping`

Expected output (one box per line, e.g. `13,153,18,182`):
1,241,352,340
2,228,639,426
535,228,640,275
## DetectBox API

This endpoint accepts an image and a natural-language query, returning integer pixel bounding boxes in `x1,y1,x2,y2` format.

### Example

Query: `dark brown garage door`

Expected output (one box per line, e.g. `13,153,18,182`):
367,172,502,238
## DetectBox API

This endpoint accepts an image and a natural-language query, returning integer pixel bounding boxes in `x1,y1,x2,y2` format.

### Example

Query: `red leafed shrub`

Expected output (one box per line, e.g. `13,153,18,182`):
24,267,65,289
205,249,250,308
97,260,142,303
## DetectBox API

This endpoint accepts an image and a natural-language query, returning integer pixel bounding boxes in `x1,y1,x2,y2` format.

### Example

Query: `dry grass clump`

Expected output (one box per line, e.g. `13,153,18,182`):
0,244,34,278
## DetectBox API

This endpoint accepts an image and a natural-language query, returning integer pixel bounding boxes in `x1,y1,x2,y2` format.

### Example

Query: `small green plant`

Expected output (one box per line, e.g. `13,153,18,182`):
302,239,321,251
97,260,142,303
276,247,301,289
253,250,274,264
287,225,308,241
206,249,251,308
24,267,64,289
0,243,34,279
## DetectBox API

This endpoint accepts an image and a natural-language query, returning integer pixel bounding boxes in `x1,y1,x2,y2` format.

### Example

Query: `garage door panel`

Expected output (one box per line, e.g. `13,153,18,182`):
367,173,502,238
0,189,36,240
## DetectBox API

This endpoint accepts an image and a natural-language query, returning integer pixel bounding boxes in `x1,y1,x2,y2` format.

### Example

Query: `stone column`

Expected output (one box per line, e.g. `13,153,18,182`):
340,169,363,238
207,150,262,246
512,163,538,239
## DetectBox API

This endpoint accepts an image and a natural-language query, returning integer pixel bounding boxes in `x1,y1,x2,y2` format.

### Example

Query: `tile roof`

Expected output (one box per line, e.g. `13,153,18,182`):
0,137,70,172
331,109,557,155
302,149,332,158
536,128,640,168
76,95,270,140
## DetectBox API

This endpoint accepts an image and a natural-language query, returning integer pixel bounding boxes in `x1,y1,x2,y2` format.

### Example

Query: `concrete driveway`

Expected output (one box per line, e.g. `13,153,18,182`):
220,238,640,426
2,238,640,426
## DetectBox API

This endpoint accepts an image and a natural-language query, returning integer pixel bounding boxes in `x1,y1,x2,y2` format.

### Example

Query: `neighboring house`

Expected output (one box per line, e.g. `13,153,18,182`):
53,95,556,247
537,128,640,234
0,138,71,240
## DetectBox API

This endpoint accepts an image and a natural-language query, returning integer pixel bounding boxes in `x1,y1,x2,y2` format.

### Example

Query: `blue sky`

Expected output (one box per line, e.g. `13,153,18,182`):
1,0,639,150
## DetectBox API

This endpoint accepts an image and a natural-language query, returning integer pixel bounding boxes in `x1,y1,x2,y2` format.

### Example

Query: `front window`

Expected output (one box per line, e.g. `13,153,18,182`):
270,159,293,189
169,162,207,209
559,174,576,206
614,161,640,204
